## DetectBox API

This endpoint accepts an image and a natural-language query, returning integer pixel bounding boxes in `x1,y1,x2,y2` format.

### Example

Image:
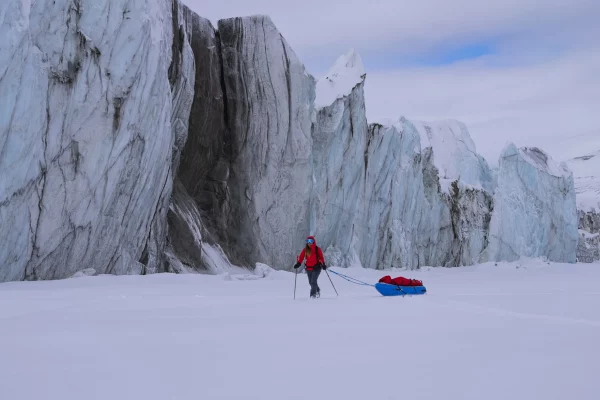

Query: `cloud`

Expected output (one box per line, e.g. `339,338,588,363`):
365,48,600,164
187,0,599,69
184,0,600,164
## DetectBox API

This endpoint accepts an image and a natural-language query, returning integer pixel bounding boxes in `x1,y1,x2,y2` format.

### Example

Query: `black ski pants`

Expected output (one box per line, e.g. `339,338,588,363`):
306,266,321,296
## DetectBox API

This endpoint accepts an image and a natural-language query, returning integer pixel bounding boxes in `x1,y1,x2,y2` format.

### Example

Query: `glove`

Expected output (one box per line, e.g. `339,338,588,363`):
321,264,327,270
294,263,300,269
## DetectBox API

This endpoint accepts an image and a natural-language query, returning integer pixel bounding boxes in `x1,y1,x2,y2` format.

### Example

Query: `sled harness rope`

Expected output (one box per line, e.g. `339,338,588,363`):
328,269,375,287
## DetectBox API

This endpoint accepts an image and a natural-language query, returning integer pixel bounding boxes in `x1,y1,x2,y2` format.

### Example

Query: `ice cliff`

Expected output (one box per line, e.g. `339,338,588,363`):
0,0,196,281
566,151,600,262
482,144,578,263
217,16,315,271
310,49,368,268
0,2,581,282
411,120,496,193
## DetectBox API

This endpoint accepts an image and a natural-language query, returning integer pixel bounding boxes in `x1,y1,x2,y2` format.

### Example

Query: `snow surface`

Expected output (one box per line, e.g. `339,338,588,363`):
315,49,365,109
1,260,599,400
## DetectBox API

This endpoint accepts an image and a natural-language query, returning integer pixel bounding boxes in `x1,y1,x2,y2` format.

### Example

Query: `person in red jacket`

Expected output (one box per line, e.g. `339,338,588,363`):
294,236,327,298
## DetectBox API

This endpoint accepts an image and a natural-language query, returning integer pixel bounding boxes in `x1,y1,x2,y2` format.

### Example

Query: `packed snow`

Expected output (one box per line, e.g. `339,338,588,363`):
1,259,599,400
315,49,366,109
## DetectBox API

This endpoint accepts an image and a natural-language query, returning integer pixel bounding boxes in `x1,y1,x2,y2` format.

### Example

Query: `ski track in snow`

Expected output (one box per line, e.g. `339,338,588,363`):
1,260,599,400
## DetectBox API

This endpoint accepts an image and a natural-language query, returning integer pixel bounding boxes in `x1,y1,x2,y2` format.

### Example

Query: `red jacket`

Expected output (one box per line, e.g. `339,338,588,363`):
297,236,325,270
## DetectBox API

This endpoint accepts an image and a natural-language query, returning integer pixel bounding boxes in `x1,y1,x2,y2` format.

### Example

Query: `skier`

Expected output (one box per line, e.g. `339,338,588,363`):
294,236,327,298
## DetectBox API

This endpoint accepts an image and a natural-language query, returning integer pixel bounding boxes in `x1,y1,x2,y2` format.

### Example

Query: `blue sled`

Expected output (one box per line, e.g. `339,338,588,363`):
375,283,427,296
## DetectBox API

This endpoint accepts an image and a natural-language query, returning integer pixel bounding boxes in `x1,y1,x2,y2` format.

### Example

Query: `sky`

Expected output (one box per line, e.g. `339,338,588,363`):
185,0,600,164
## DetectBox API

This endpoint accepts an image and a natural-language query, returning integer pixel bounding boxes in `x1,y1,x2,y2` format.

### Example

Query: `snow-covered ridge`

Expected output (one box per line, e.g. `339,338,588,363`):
315,49,365,109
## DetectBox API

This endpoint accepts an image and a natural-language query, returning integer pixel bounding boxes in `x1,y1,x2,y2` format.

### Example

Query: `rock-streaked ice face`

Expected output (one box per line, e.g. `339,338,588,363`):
310,81,368,267
311,56,496,269
0,0,184,281
566,151,600,262
360,122,426,269
218,16,316,270
483,144,578,263
1,5,582,281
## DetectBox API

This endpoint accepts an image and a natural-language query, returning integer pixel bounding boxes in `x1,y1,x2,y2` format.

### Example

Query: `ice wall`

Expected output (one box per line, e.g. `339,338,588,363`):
566,151,600,262
0,0,190,281
310,50,368,267
310,57,495,269
483,144,578,263
1,4,581,282
218,16,316,270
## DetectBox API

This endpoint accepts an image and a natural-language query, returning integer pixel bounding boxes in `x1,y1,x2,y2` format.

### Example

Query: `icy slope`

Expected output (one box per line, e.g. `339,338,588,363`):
483,144,578,263
314,49,366,109
0,0,190,281
1,261,599,400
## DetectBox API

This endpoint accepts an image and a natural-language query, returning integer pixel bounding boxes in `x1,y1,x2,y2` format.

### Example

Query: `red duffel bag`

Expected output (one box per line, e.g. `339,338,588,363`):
391,276,423,286
379,275,423,286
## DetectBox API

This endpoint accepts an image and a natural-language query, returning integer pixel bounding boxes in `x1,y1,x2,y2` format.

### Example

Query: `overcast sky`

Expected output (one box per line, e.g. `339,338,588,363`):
185,0,600,164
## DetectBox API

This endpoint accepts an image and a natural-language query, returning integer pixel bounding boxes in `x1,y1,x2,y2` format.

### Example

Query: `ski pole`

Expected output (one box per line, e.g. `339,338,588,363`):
325,270,338,296
294,267,298,300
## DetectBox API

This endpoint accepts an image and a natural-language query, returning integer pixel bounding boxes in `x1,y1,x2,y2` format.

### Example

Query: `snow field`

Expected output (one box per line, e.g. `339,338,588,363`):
1,260,599,400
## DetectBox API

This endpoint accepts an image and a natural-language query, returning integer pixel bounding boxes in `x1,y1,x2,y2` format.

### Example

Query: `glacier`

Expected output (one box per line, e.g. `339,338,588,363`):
310,49,368,268
566,150,600,262
0,2,582,282
0,0,187,281
309,50,495,269
218,16,316,271
482,144,578,263
411,120,496,193
359,119,494,269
